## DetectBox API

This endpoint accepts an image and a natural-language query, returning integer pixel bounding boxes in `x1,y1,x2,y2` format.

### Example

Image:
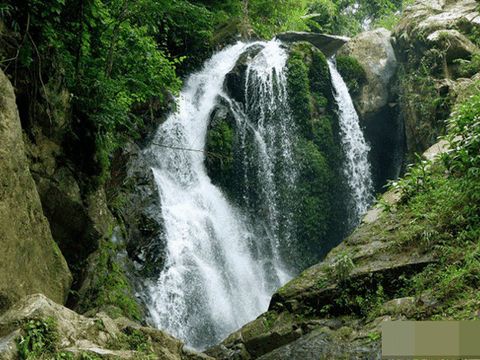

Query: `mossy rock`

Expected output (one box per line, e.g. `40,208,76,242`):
336,56,367,96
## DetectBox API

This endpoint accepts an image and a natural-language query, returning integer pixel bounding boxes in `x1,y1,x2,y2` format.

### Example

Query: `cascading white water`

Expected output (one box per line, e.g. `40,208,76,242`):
328,60,374,223
145,41,294,350
142,42,374,350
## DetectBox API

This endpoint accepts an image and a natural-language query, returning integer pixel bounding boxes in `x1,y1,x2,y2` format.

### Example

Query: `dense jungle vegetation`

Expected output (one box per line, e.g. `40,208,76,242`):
1,0,408,190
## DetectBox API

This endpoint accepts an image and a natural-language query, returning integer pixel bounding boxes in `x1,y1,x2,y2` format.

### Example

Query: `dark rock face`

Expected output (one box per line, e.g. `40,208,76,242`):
34,168,101,288
276,31,350,58
257,328,381,360
108,142,166,281
224,44,265,104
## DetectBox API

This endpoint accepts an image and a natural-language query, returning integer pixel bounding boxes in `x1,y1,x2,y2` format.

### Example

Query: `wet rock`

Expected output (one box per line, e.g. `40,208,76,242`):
256,327,381,360
276,32,350,58
427,29,479,63
224,44,265,104
392,0,480,156
337,28,397,119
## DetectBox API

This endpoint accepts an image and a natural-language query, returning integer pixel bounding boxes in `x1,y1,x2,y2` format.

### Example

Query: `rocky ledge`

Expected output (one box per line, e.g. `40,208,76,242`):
0,294,212,360
275,31,350,57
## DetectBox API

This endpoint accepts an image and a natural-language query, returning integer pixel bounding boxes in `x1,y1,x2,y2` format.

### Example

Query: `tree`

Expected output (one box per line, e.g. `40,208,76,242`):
304,0,405,36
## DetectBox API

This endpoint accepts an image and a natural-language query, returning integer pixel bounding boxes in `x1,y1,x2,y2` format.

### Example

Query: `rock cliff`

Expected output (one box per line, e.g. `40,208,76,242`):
275,31,350,58
0,70,72,312
392,0,480,156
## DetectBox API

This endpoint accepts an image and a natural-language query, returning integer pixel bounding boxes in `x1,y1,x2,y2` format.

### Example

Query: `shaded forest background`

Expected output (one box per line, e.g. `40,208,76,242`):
0,0,407,191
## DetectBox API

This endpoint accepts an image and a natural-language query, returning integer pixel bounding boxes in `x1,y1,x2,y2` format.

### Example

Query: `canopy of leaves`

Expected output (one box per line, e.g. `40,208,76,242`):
304,0,408,36
1,0,409,188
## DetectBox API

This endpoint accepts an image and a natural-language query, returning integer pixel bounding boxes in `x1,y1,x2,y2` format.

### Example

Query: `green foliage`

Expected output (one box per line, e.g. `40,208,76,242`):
366,331,381,343
332,251,355,281
77,238,141,321
16,317,61,360
390,153,432,199
247,0,309,39
451,55,480,79
108,327,149,352
336,56,367,96
443,90,480,177
4,0,183,189
304,0,405,36
205,120,234,194
320,273,388,317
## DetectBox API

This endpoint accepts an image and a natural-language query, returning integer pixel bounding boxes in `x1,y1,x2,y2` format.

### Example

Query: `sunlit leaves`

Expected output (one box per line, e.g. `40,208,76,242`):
305,0,405,36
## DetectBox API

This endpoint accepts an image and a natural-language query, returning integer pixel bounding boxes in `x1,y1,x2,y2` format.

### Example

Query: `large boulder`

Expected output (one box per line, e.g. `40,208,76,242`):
336,28,397,119
0,69,72,313
337,28,404,191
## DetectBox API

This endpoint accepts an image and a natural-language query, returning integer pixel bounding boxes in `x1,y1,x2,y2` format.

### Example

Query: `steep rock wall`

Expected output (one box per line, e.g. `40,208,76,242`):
0,70,72,312
392,0,480,157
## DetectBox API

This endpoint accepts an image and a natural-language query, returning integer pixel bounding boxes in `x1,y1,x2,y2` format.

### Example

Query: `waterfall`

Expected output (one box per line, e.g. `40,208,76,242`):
144,41,294,350
140,42,374,351
328,59,374,225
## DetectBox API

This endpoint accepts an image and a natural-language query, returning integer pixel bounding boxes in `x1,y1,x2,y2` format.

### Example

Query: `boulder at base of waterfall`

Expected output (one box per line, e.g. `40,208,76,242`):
276,31,350,58
0,294,214,360
0,69,72,313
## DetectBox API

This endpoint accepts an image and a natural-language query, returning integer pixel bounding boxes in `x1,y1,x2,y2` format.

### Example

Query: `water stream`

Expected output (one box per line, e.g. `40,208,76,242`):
145,41,293,350
328,60,374,226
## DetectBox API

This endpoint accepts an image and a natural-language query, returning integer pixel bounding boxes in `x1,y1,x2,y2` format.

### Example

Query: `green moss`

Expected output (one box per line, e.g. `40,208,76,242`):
286,48,313,139
77,238,141,321
205,119,234,196
283,43,346,267
336,56,366,96
309,50,331,97
264,311,280,331
293,139,334,260
52,241,62,260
